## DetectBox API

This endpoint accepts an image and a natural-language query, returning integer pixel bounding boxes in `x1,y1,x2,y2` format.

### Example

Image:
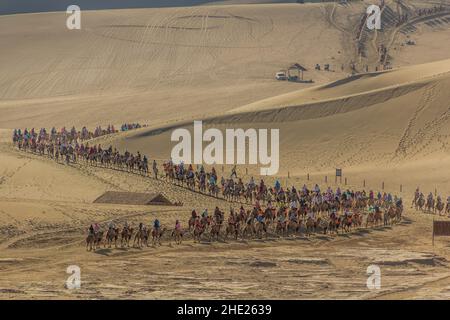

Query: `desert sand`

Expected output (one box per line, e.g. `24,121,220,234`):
1,0,450,299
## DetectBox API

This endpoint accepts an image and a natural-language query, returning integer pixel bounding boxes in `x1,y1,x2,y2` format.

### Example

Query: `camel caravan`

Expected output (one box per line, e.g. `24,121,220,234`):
86,219,174,251
355,3,450,73
12,126,119,164
120,123,143,132
10,126,444,216
187,185,405,240
411,188,450,216
9,126,433,253
14,126,117,145
85,184,405,252
12,126,153,172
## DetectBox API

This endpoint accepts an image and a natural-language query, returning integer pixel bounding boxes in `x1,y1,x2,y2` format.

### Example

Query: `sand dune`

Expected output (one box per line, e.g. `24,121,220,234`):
1,1,450,300
229,58,450,114
0,3,349,129
103,58,450,197
1,1,449,129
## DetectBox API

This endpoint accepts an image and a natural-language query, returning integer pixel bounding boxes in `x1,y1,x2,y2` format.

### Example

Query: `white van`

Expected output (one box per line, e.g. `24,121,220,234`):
275,71,287,80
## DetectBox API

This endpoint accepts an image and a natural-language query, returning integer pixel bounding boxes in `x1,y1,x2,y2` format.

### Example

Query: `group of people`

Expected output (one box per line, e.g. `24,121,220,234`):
416,5,447,17
315,64,331,71
14,126,434,226
85,182,405,250
13,125,117,146
86,217,182,250
10,126,422,251
412,188,450,215
394,4,448,27
13,124,145,151
13,126,110,164
394,4,447,27
13,128,407,217
161,159,405,215
93,125,117,137
120,123,142,132
12,126,152,169
356,3,448,73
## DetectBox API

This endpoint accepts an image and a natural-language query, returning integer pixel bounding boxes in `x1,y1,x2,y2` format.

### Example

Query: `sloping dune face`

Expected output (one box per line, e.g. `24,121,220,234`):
0,3,352,129
229,59,450,114
1,1,450,128
114,59,450,194
1,0,449,189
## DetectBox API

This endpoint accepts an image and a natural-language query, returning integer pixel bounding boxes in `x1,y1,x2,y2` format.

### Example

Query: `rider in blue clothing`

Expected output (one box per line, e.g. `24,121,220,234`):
153,218,160,231
275,180,281,192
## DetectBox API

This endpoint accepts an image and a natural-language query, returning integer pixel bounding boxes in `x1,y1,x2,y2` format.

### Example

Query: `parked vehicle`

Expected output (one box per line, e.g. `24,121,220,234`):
275,71,287,80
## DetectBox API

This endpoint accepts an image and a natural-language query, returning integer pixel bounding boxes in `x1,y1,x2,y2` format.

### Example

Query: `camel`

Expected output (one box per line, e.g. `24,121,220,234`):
355,198,367,210
244,187,253,203
138,160,148,175
426,198,435,213
365,212,375,228
383,209,391,226
341,215,353,232
188,217,196,232
305,217,315,236
171,228,183,245
366,210,383,228
175,170,185,186
152,227,167,246
86,233,95,251
395,205,403,222
105,227,119,248
275,221,287,237
416,197,425,211
254,220,267,239
316,217,329,234
186,176,195,190
200,216,212,234
328,216,340,234
163,162,175,182
208,184,219,198
436,201,445,216
388,206,398,224
242,220,255,239
153,165,159,180
209,222,222,241
263,209,276,232
352,213,362,228
86,231,104,251
286,219,301,236
197,178,206,193
120,227,133,247
374,209,383,226
225,222,240,240
133,227,150,248
193,223,206,243
411,193,420,208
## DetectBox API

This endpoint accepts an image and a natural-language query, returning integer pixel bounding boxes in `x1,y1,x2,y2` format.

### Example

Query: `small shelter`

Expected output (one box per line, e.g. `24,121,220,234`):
93,191,173,206
288,63,307,81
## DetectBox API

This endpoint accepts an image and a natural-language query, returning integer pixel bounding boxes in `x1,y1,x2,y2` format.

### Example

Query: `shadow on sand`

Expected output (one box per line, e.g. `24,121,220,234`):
93,248,113,256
